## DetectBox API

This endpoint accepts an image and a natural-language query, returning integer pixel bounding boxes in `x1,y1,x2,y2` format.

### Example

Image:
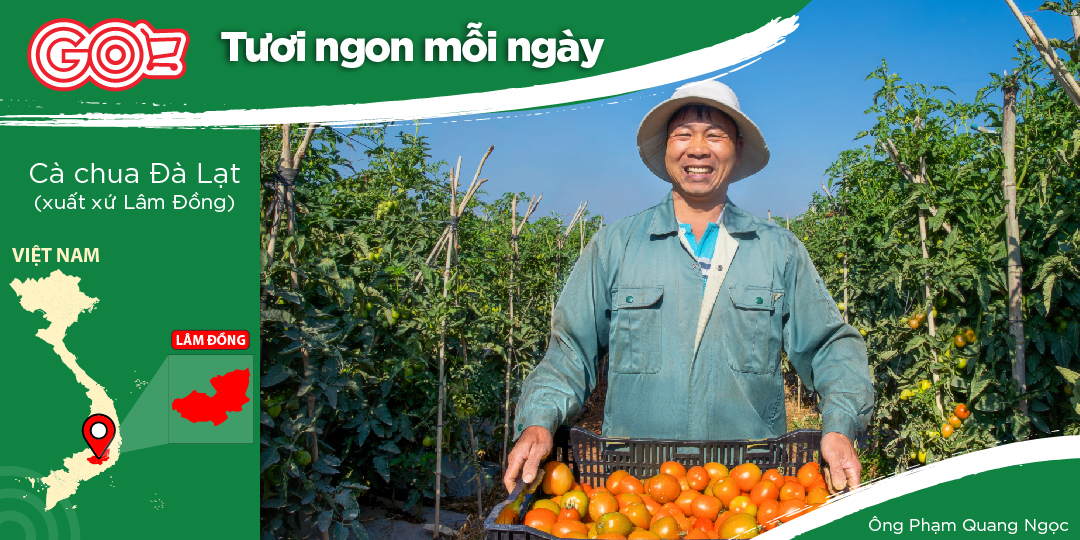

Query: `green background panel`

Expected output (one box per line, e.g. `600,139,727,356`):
0,0,810,116
1,126,259,539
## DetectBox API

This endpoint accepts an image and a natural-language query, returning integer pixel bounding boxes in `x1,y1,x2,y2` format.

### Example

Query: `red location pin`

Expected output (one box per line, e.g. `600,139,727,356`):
82,414,116,459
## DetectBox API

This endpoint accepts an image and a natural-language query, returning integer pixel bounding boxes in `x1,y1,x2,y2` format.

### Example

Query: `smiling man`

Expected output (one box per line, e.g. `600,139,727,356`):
504,80,874,494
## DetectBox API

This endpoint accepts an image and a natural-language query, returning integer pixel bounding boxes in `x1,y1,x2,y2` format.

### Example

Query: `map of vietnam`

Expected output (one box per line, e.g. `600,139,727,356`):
10,269,122,511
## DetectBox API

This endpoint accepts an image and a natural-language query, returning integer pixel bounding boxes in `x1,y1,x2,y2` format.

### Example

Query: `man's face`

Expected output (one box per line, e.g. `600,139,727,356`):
664,107,743,202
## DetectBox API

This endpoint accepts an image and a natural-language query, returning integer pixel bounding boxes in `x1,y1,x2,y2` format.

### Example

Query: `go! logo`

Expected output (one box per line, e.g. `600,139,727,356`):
28,19,189,91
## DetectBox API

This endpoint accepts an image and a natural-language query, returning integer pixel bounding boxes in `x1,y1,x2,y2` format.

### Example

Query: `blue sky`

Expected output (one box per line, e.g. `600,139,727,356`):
353,0,1074,224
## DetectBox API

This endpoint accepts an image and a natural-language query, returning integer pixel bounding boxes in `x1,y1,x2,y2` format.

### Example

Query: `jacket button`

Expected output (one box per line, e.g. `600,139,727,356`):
626,296,634,303
756,297,763,304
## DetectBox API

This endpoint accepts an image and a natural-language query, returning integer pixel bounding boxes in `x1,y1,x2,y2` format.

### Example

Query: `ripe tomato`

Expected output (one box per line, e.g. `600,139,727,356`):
690,495,722,520
964,328,977,343
607,470,629,494
596,512,633,537
806,487,829,505
660,461,687,478
909,318,921,329
676,490,703,516
647,474,682,504
620,475,645,495
558,507,580,521
616,493,643,511
761,469,785,489
686,466,711,491
748,480,778,505
796,463,822,488
778,482,805,501
523,508,557,533
704,462,729,481
650,516,682,540
756,499,780,527
589,492,619,523
623,502,653,529
949,415,962,428
953,335,967,348
712,478,741,507
717,512,759,539
955,404,970,420
941,424,954,438
543,462,574,495
777,498,809,523
551,519,588,537
730,463,762,492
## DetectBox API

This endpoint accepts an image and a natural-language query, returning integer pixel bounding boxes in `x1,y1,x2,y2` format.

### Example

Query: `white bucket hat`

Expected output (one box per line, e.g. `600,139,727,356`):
637,80,769,183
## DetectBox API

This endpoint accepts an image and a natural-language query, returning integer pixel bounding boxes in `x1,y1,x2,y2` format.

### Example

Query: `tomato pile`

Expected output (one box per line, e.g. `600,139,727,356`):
519,460,831,539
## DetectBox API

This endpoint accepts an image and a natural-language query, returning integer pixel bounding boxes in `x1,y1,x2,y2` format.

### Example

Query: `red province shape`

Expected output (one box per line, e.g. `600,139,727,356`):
171,368,251,426
87,448,110,465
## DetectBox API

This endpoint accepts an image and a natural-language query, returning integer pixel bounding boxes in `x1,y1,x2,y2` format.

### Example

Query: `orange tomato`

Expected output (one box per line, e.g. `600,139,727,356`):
524,508,558,533
607,470,630,494
559,507,581,522
552,519,588,537
712,478,741,507
796,463,822,488
686,529,711,539
686,466,711,490
727,495,757,517
756,499,780,527
650,516,682,540
748,480,778,505
714,511,732,531
622,503,653,529
806,479,828,492
690,495,722,520
784,476,798,487
543,462,575,496
717,513,758,539
617,493,644,510
590,492,620,523
761,469,784,489
675,490,702,516
621,475,645,495
596,534,627,540
660,461,687,478
646,474,682,504
661,503,685,518
729,463,762,492
596,512,634,537
678,476,691,491
692,516,715,532
778,482,805,501
806,487,829,505
955,403,970,420
628,531,661,540
704,463,729,481
777,498,808,523
640,495,663,515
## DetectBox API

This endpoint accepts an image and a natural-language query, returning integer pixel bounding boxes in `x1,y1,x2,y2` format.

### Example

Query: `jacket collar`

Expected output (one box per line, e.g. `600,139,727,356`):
648,191,760,236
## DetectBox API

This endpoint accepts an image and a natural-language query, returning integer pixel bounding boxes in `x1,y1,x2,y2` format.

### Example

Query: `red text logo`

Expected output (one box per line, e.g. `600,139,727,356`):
28,19,188,91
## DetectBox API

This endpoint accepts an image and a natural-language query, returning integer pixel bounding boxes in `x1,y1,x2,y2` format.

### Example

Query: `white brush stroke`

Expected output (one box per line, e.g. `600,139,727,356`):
0,16,799,127
762,435,1080,539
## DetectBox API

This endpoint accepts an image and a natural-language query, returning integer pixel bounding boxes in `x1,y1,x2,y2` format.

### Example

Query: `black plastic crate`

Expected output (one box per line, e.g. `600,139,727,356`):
568,427,822,486
484,427,822,540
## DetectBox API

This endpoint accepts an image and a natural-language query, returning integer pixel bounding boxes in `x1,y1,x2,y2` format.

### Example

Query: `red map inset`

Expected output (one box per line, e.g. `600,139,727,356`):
171,368,251,426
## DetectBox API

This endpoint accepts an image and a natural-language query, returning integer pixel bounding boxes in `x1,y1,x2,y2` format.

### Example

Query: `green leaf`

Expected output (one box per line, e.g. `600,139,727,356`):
1056,366,1080,385
318,511,332,533
373,456,390,482
974,392,1004,412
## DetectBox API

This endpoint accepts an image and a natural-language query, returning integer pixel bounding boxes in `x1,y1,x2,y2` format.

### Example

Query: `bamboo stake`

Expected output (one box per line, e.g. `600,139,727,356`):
432,148,492,539
503,193,541,475
1003,83,1029,416
1004,0,1080,111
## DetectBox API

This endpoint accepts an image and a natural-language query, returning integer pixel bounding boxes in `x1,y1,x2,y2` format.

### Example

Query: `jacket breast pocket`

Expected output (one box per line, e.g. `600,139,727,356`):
611,285,664,374
727,284,783,375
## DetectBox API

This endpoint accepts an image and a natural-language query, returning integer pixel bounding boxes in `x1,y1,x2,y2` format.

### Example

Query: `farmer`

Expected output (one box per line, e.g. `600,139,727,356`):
503,80,874,494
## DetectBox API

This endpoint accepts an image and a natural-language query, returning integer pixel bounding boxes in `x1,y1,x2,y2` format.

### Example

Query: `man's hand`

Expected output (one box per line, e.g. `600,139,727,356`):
820,432,861,492
503,426,553,493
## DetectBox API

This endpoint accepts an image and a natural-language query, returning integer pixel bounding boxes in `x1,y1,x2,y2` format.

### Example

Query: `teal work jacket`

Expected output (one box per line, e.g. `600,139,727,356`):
514,192,873,442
